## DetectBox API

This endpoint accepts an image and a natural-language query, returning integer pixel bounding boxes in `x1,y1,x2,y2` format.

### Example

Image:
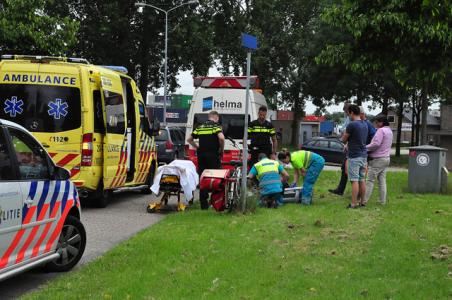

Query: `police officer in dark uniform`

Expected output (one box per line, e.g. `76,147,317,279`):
248,105,277,166
187,110,225,209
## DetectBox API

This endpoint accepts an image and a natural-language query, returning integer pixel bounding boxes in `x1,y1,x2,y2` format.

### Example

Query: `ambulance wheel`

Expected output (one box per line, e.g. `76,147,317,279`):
94,182,111,208
141,166,156,195
96,189,111,208
44,216,86,272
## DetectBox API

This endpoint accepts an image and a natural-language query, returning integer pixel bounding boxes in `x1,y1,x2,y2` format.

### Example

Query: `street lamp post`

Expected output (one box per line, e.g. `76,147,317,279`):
136,1,197,126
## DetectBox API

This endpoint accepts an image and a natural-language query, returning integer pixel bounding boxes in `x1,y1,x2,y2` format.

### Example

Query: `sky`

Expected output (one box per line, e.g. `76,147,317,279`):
155,66,384,115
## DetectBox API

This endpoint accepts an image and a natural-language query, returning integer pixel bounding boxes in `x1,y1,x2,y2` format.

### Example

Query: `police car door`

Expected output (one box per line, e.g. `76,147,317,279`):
100,72,127,189
3,127,62,265
0,128,23,271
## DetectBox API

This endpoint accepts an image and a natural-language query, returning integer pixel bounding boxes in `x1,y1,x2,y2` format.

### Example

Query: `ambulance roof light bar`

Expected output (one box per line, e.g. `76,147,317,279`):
194,76,260,89
0,55,89,64
101,65,129,74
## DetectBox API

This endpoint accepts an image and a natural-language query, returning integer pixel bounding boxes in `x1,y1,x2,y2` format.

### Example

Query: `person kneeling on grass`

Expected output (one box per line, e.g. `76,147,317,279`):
248,153,289,208
278,150,325,205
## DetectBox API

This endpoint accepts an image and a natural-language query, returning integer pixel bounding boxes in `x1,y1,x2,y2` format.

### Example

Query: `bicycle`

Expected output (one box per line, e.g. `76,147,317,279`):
222,137,251,212
224,160,242,212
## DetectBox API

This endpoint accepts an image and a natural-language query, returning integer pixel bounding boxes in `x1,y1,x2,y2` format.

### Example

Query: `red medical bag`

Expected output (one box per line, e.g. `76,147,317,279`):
200,169,231,212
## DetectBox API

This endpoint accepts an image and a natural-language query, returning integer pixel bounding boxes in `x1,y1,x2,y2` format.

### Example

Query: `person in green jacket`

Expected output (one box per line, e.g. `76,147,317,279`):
278,150,325,205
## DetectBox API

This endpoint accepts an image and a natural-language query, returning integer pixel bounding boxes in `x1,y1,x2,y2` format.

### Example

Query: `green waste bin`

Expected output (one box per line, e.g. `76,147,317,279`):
408,145,448,193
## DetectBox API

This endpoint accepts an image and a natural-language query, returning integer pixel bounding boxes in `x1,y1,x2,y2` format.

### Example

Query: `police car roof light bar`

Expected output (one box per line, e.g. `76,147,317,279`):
101,66,128,74
0,55,89,64
193,76,259,89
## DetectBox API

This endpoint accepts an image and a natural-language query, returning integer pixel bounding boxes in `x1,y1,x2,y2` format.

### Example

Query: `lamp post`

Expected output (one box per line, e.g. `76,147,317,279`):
136,1,198,126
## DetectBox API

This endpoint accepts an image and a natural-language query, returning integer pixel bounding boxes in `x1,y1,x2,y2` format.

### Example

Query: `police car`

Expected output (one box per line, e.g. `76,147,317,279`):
0,119,86,282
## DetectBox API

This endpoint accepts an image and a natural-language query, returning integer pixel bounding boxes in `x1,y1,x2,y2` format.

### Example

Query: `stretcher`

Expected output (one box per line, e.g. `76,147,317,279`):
147,174,186,213
147,160,198,213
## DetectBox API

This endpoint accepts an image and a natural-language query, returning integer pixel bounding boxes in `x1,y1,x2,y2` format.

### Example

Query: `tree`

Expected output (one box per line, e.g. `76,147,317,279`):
0,0,78,55
48,0,214,97
319,0,452,145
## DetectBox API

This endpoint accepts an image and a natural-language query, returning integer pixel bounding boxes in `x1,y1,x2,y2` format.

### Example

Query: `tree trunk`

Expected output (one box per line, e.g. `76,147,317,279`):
382,96,389,115
395,99,403,157
291,100,303,147
415,112,421,146
411,95,416,146
356,91,363,106
420,88,428,145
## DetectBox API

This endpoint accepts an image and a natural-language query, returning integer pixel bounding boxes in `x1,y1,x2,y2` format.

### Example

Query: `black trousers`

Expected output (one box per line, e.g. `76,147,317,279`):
198,151,221,209
250,145,272,167
335,159,348,194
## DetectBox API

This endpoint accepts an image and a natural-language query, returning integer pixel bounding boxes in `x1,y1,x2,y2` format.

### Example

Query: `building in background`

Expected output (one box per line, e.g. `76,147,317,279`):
146,93,192,109
431,104,452,170
387,108,441,144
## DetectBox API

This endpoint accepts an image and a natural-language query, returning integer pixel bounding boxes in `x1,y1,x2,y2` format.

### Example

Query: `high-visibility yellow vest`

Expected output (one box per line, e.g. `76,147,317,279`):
254,158,280,180
291,150,312,169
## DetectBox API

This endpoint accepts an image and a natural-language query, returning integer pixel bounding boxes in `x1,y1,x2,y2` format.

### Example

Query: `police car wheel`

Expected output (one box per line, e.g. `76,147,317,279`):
44,216,86,272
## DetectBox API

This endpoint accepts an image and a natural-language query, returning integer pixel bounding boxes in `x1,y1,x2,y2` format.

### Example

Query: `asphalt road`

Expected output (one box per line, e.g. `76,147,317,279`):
0,190,164,299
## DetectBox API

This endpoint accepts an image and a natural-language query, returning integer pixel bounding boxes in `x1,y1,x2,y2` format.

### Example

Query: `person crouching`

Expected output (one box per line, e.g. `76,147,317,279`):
278,150,325,205
248,153,289,208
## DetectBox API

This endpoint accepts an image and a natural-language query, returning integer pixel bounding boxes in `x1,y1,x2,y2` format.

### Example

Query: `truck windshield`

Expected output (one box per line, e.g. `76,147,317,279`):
193,113,250,139
0,84,81,132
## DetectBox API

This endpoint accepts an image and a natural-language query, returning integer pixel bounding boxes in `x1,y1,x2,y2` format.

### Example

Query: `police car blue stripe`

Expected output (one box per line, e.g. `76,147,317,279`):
22,181,38,222
49,180,61,213
36,181,50,217
61,181,70,213
28,181,38,200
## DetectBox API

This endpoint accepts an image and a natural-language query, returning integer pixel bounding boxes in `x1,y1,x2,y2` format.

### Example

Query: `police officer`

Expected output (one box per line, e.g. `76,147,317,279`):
278,150,325,205
187,110,225,210
248,105,277,166
248,153,289,208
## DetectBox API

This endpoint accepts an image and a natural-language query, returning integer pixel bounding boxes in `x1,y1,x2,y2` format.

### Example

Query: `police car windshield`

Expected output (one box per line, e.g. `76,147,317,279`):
0,84,81,132
193,113,250,139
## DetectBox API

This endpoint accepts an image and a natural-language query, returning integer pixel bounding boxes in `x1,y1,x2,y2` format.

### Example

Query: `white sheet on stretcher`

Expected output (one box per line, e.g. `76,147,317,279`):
150,160,199,203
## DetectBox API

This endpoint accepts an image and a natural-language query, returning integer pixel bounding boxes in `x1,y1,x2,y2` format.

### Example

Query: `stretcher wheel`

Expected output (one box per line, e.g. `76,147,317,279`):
147,203,160,213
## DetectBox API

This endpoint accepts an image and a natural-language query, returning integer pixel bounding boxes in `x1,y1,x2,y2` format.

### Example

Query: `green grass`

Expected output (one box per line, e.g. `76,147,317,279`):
23,172,452,300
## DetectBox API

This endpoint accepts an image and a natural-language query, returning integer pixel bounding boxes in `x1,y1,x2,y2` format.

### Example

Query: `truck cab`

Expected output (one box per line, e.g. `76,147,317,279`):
185,76,268,168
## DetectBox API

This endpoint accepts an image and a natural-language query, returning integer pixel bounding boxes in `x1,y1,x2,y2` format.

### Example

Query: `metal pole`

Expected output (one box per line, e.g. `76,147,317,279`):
241,51,251,212
163,12,168,126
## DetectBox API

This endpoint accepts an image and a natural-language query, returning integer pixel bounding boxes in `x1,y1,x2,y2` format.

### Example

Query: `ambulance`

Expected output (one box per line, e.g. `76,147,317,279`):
185,76,269,167
0,55,159,207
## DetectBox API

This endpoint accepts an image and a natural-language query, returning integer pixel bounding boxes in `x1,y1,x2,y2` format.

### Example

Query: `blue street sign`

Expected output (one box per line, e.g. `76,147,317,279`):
241,33,258,50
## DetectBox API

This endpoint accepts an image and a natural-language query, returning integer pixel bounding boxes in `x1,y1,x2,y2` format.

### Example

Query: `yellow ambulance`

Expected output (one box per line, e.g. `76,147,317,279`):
0,55,159,207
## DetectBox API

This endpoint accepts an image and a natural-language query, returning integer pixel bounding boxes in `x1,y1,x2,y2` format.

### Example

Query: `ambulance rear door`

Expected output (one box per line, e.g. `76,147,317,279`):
99,72,127,189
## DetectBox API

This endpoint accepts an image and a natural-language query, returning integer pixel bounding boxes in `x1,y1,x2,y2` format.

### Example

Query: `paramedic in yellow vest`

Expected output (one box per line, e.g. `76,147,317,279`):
248,105,277,166
278,150,325,205
248,153,289,207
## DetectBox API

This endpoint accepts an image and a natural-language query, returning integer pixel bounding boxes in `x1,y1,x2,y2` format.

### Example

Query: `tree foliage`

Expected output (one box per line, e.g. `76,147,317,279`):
319,0,452,143
0,0,78,55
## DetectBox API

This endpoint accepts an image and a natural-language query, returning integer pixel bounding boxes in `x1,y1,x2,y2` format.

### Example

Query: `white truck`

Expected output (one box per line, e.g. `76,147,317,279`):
185,76,270,168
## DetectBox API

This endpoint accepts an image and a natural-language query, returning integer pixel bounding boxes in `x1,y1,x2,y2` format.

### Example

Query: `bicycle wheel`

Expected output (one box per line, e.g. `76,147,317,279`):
229,168,241,212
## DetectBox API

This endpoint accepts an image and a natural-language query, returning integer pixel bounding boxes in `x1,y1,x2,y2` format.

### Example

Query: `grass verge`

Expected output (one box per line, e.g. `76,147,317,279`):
23,171,452,300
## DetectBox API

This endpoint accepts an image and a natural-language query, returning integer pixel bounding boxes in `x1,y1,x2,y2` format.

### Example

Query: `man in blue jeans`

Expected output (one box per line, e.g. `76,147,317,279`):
342,104,368,209
278,150,325,205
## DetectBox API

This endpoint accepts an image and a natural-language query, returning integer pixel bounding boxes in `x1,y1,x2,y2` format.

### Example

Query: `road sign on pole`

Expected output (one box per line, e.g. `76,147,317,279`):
240,33,257,212
241,33,258,50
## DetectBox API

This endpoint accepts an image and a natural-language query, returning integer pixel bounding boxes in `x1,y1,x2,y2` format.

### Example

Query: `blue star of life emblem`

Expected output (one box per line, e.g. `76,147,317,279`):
4,96,24,117
48,99,69,119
